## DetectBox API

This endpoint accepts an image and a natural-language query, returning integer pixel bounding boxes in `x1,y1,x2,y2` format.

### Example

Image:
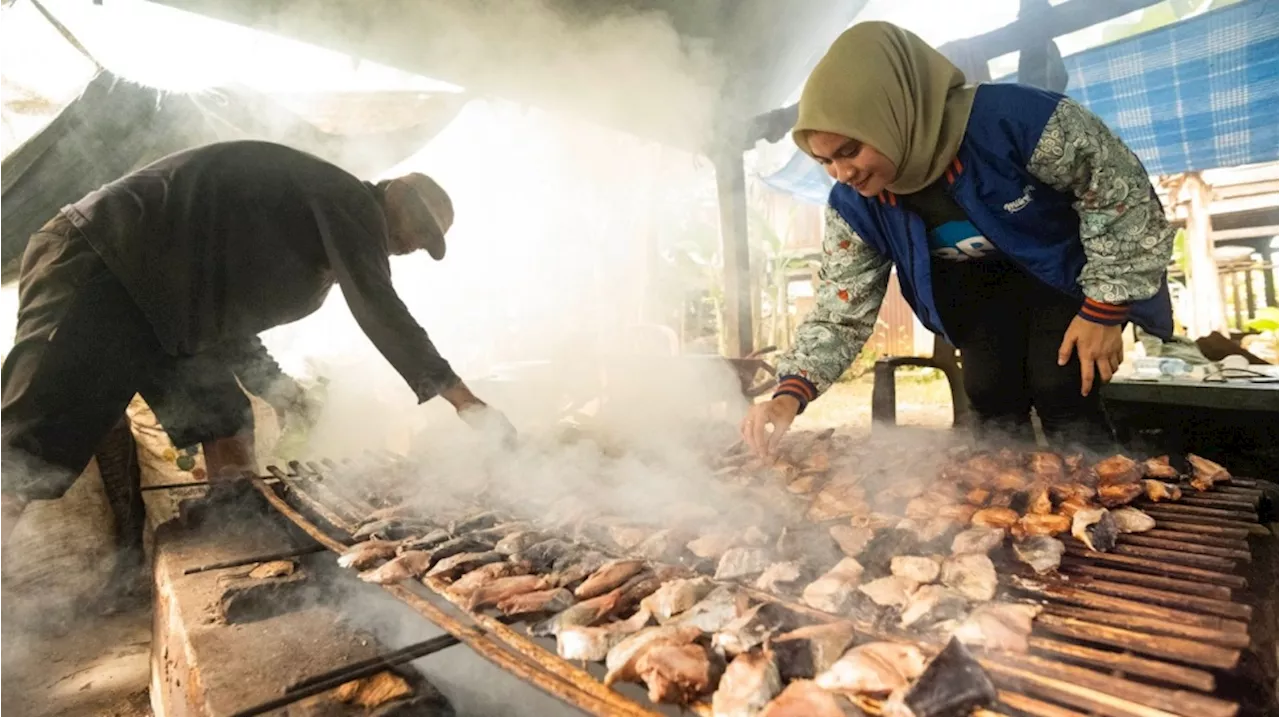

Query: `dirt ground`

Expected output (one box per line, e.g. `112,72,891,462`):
1,598,153,717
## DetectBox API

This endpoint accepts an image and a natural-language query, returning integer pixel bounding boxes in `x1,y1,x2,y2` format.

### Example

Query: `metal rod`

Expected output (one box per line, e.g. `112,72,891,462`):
284,633,461,693
181,544,326,575
231,634,460,717
141,477,278,492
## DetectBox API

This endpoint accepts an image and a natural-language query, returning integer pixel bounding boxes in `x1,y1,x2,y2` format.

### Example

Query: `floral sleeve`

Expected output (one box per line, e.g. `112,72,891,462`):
1026,97,1174,325
774,206,891,409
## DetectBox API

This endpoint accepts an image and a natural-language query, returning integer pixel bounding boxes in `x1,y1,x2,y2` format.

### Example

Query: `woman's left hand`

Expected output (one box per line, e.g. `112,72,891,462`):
1058,317,1124,396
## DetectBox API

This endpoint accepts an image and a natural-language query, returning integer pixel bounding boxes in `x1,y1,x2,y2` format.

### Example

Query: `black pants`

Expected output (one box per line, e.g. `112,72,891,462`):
1,215,253,505
932,259,1112,450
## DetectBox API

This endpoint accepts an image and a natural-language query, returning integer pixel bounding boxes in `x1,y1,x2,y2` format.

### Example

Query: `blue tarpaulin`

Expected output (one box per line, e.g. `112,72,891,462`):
761,0,1279,205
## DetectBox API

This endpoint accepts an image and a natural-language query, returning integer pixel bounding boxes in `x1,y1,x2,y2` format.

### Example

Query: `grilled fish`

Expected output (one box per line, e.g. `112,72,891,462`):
1111,507,1156,533
1098,481,1144,508
940,553,997,602
687,532,740,560
359,551,434,584
548,550,609,589
949,527,1005,556
447,561,532,601
1094,455,1143,486
951,602,1041,653
556,608,652,662
802,558,865,614
609,524,653,551
469,521,534,543
715,547,773,581
1188,453,1231,491
772,621,858,681
712,648,783,717
337,540,402,570
641,577,717,623
1012,536,1064,575
755,562,805,594
512,538,575,573
1071,507,1117,552
807,481,867,522
858,576,918,609
633,529,687,563
816,641,928,696
1028,452,1065,481
970,507,1018,529
529,586,625,637
711,603,797,658
669,586,750,633
497,587,574,616
448,510,502,535
574,559,646,599
603,624,703,686
890,556,939,584
759,680,857,717
1013,513,1071,537
829,525,874,558
900,585,969,629
494,530,550,556
467,574,550,611
352,518,436,541
1142,455,1180,480
1142,479,1182,503
425,551,505,582
395,529,453,554
425,537,493,568
635,643,721,704
901,637,997,717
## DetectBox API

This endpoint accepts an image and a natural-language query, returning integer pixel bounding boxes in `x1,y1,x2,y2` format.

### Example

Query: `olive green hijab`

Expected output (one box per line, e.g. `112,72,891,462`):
793,21,978,195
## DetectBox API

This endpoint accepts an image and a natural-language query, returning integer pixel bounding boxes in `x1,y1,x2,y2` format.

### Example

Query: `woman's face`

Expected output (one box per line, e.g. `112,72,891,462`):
807,131,898,197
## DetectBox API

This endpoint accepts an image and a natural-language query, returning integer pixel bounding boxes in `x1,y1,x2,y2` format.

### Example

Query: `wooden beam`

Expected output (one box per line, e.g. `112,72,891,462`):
965,0,1166,61
715,151,754,357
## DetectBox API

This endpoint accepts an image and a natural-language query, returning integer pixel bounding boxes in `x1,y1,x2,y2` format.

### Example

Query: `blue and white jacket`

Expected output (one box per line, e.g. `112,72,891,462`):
773,83,1176,411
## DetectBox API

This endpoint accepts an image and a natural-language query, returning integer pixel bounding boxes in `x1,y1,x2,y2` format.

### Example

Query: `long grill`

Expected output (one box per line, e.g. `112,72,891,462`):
252,447,1273,717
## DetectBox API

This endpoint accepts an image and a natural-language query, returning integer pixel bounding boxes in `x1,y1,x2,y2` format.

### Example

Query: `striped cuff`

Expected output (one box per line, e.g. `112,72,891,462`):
773,375,818,415
1079,298,1129,326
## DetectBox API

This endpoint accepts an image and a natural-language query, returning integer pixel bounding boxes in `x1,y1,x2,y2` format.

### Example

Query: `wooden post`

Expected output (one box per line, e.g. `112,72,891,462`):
1180,173,1227,337
715,150,754,358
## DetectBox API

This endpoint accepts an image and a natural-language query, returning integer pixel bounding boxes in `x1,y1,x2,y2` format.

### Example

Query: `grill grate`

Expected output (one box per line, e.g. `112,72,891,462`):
251,452,1272,717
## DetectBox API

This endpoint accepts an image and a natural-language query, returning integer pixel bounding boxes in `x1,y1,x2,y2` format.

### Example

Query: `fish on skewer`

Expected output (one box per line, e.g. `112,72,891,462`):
574,559,646,599
641,577,717,623
466,574,551,611
604,624,703,687
424,551,505,582
556,608,653,662
497,587,575,617
359,551,434,584
337,540,402,570
447,561,531,601
635,642,723,704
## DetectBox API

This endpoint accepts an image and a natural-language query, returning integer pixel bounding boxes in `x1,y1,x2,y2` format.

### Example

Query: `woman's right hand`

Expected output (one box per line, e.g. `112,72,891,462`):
740,395,802,458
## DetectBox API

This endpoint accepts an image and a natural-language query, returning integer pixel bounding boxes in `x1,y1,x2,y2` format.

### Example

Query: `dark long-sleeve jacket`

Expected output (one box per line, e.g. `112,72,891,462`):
63,140,459,403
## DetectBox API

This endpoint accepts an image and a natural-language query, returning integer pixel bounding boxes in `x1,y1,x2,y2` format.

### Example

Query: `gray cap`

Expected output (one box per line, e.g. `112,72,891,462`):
400,173,453,260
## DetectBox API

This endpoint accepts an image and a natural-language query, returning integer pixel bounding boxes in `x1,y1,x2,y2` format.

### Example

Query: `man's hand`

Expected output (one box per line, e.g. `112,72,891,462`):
1058,316,1125,396
442,382,516,449
741,395,801,458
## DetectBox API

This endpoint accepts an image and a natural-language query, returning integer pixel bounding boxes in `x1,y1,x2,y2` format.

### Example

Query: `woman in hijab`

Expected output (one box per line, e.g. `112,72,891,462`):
743,21,1174,456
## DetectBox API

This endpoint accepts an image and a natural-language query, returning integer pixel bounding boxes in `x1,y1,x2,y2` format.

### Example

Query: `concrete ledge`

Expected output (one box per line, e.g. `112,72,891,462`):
149,494,451,716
